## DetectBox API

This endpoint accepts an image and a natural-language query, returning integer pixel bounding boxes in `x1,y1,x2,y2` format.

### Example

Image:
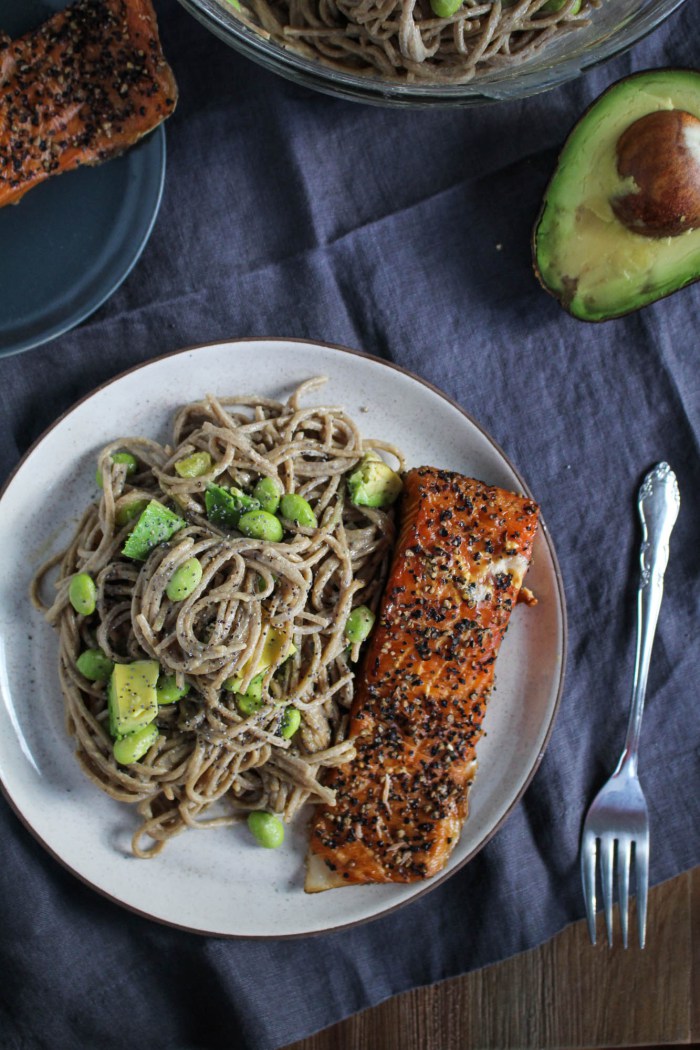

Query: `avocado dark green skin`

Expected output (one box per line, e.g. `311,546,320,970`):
532,68,700,323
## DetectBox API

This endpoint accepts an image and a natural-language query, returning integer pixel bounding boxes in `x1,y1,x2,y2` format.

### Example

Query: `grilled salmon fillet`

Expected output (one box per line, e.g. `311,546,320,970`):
305,466,539,891
0,0,177,208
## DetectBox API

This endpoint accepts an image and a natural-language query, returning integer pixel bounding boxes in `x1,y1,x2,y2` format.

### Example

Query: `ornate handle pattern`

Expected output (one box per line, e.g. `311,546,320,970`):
617,463,680,777
638,461,680,590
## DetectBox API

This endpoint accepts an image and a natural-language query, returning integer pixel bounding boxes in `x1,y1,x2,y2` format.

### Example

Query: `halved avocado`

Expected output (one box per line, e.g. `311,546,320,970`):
533,69,700,322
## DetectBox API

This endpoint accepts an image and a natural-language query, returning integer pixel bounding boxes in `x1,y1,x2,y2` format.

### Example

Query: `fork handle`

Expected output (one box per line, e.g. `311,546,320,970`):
617,463,680,776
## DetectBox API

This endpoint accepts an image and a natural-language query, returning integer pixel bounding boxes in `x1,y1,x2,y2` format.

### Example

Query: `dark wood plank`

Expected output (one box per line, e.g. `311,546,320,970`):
283,868,695,1050
691,866,700,1045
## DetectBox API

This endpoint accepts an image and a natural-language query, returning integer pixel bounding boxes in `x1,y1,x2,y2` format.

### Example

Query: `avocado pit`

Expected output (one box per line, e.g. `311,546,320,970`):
612,109,700,238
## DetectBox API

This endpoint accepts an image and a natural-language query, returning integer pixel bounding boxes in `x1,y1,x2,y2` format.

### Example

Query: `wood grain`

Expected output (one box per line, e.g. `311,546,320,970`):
283,867,697,1050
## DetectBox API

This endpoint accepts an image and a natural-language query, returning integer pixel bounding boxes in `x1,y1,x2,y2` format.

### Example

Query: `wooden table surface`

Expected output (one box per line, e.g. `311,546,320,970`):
284,866,698,1050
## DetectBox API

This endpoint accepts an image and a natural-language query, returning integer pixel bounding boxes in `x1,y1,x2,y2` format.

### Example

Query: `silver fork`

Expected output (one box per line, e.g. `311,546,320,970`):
580,462,680,948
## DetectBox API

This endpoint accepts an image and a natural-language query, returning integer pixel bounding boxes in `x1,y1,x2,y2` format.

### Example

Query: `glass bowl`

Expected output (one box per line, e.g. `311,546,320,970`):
177,0,687,106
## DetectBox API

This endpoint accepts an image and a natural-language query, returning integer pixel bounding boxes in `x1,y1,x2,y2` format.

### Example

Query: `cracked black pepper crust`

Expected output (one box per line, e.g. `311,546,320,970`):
309,466,539,885
0,0,177,206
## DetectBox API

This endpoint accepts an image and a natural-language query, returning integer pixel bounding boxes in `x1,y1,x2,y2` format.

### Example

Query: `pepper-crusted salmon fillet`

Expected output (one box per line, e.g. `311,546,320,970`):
0,0,177,208
305,466,539,891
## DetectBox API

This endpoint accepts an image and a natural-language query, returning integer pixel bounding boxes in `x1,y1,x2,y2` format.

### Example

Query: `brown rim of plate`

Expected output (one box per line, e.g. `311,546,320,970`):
0,336,568,940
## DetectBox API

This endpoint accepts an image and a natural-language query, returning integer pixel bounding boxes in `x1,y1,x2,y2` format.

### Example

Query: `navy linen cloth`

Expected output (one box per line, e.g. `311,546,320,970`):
1,2,699,1047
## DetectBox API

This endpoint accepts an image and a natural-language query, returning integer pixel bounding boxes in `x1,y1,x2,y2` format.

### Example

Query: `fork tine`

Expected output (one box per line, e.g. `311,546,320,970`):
581,832,598,945
600,836,615,946
617,837,631,949
634,837,650,949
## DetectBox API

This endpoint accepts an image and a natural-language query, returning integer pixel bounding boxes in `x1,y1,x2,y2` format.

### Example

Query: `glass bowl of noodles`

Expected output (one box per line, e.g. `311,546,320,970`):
178,0,687,105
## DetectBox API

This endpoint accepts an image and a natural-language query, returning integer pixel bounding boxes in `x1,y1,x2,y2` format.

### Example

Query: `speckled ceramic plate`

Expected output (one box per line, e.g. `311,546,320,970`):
0,1,166,359
0,339,566,937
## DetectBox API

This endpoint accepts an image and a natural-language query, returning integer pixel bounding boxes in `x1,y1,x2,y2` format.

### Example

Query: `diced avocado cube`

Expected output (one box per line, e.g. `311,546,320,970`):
174,451,212,478
205,483,260,529
347,453,402,508
224,627,296,692
259,627,296,671
115,497,150,528
107,660,160,737
122,500,186,561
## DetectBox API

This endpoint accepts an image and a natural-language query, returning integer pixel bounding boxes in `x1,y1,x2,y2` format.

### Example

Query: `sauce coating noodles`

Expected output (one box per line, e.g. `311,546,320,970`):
237,0,596,85
31,379,402,857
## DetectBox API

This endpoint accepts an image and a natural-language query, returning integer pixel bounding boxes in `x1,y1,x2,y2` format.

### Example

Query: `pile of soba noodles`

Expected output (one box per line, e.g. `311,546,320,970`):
234,0,598,84
32,378,402,857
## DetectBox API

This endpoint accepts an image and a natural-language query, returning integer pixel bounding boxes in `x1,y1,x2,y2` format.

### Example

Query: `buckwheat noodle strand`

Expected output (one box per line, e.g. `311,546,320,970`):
31,379,402,857
235,0,600,84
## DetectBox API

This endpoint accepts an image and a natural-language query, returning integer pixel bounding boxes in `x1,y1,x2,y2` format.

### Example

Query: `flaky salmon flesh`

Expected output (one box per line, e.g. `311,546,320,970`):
0,0,177,208
306,466,539,891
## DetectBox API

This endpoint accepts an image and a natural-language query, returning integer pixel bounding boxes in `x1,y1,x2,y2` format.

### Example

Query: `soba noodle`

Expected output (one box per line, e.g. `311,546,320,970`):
31,378,403,857
234,0,599,84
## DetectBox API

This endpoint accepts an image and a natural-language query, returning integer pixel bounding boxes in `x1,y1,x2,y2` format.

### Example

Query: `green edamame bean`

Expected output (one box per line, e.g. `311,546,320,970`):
174,451,212,478
113,724,159,765
96,451,138,488
247,810,284,848
156,674,191,705
430,0,463,15
280,706,301,739
115,497,149,527
279,493,317,529
238,509,284,542
69,573,97,616
76,648,113,681
257,572,278,593
236,673,264,715
344,605,375,644
253,476,283,514
166,557,203,602
114,451,138,473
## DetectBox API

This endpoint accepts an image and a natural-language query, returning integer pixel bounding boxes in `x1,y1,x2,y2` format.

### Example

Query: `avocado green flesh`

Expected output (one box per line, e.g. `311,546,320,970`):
205,483,260,529
347,454,402,508
108,660,160,737
223,627,296,692
535,71,700,321
122,500,186,560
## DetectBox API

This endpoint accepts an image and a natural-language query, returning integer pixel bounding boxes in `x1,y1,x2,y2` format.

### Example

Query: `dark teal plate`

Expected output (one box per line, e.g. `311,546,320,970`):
0,1,167,358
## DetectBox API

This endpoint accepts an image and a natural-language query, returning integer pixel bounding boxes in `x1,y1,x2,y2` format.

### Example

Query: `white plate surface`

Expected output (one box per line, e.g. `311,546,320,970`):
0,339,566,937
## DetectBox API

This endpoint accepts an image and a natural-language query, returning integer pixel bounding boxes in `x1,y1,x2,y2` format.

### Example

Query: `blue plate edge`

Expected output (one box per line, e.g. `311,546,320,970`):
0,125,167,361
